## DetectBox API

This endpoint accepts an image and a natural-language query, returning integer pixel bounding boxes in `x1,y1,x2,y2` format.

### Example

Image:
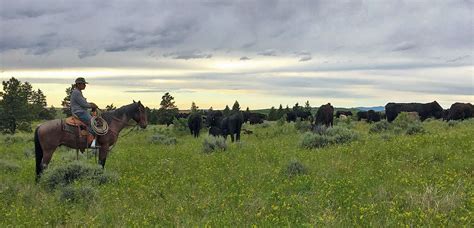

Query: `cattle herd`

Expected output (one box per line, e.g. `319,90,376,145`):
184,101,473,141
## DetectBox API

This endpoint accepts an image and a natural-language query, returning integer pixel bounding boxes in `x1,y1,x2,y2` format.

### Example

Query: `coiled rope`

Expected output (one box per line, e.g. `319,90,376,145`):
90,109,109,135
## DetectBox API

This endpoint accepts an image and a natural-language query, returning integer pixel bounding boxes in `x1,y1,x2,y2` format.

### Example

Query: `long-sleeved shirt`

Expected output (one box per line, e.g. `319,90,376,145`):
70,88,91,115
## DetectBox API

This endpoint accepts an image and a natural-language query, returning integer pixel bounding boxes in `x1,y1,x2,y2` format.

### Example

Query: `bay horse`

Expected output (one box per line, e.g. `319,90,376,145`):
34,101,147,180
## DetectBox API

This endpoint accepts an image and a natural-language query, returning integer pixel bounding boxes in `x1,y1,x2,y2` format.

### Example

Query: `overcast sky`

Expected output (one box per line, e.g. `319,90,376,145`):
0,0,473,109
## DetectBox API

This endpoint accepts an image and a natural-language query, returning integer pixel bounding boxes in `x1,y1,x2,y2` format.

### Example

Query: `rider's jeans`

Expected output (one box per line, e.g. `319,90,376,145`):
75,111,95,136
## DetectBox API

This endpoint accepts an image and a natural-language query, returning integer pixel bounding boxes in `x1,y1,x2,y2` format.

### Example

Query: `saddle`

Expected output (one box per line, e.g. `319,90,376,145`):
64,115,95,148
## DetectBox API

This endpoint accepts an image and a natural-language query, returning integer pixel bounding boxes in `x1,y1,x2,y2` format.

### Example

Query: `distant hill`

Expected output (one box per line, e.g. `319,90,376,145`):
354,106,385,112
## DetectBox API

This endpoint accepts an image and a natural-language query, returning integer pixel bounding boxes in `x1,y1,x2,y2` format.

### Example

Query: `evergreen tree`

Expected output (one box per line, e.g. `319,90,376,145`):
304,100,311,113
157,92,178,126
232,101,240,112
160,92,176,109
38,105,56,120
106,103,117,111
277,104,284,119
292,102,300,111
223,105,231,116
191,102,199,112
268,106,278,121
0,77,32,133
62,84,74,117
145,107,158,125
30,89,48,120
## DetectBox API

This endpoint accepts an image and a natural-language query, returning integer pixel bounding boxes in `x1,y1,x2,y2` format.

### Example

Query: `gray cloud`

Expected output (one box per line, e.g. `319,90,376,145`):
163,50,212,60
392,42,417,52
1,0,473,107
299,56,312,62
257,49,277,56
446,55,471,63
1,1,472,60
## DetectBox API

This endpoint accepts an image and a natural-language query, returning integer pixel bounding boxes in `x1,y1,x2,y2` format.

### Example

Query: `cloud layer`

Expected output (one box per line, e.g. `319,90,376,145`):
0,0,473,108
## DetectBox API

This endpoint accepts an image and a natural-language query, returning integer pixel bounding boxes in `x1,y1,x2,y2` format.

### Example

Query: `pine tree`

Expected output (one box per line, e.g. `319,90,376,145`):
223,105,230,116
304,100,311,113
30,89,48,120
106,103,117,111
160,92,176,109
62,84,74,116
157,92,178,126
277,104,284,119
292,102,300,111
0,77,33,133
191,102,199,112
232,101,240,112
268,106,278,121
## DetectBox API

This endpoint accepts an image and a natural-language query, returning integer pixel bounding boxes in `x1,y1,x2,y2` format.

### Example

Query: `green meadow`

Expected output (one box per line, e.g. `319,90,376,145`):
1,118,472,226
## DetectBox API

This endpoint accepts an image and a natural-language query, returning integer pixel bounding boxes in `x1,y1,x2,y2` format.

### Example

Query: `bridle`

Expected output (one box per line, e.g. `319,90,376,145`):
107,106,146,138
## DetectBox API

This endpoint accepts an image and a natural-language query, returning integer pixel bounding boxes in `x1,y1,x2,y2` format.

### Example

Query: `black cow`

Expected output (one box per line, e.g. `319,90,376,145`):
367,110,381,122
446,103,474,120
177,112,190,119
357,110,381,122
187,113,202,138
248,113,266,124
357,111,368,121
207,111,244,142
336,111,353,118
385,101,443,122
296,110,312,121
315,103,334,127
286,111,297,122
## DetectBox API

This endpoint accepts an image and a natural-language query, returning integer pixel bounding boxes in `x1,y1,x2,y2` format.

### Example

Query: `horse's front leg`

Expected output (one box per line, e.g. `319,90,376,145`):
98,144,109,168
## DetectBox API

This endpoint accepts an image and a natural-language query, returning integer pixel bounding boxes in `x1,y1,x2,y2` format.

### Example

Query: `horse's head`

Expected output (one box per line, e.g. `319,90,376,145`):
133,100,148,129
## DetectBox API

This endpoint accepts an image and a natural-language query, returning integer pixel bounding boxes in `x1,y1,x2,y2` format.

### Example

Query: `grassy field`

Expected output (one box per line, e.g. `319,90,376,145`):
0,118,472,226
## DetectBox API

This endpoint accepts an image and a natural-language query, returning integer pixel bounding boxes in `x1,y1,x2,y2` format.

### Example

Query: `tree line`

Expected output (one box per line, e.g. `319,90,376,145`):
0,77,56,133
0,77,315,133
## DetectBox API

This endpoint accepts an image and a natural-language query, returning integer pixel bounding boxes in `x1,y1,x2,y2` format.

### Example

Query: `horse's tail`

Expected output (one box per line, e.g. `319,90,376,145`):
34,126,43,180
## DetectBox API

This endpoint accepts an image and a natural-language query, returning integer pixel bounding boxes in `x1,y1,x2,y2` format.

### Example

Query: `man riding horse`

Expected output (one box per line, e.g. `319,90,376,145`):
35,77,148,180
71,77,99,148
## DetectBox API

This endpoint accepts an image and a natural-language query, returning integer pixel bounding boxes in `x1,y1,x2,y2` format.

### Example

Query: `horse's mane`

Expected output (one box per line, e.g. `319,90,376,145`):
102,103,139,123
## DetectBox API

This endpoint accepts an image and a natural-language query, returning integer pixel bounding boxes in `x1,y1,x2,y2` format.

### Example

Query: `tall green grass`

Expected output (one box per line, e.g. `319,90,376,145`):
0,119,472,226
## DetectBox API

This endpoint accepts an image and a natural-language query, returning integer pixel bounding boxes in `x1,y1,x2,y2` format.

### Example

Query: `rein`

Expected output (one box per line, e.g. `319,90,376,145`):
107,115,141,139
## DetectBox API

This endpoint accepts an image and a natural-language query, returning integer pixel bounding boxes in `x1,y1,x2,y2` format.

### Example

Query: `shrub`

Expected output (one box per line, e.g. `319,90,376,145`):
301,126,358,149
311,124,328,135
369,120,391,133
394,112,419,129
59,185,98,203
405,123,425,135
172,118,188,134
334,116,352,126
202,136,227,153
300,132,331,149
285,159,307,176
17,122,32,132
326,126,359,144
294,118,312,132
3,135,22,145
41,161,118,190
0,160,21,172
150,134,177,145
393,127,404,135
276,116,286,126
